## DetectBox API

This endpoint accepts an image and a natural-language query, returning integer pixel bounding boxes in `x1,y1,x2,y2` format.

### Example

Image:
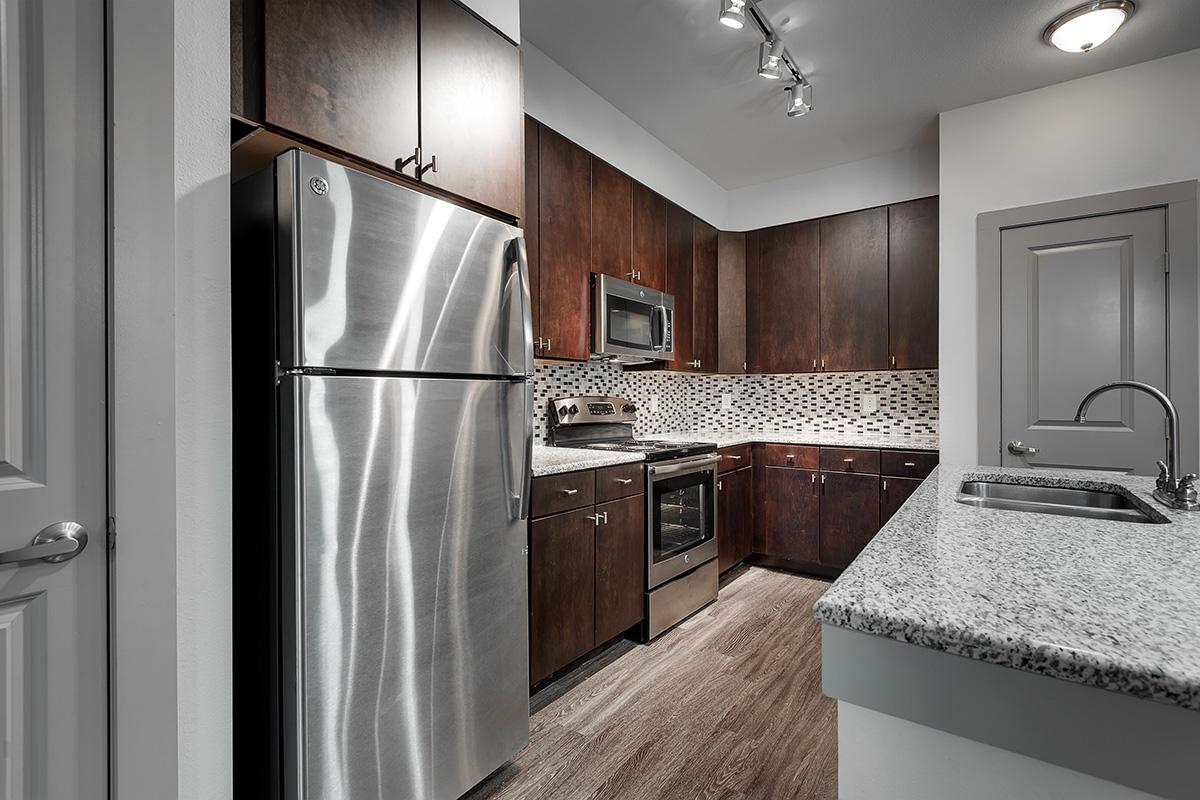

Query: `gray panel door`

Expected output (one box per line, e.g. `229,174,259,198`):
0,0,107,795
1001,208,1167,472
281,151,530,378
285,374,530,800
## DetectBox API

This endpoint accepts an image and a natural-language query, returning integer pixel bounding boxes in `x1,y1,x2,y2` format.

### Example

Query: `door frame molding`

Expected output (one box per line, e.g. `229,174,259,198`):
976,181,1199,470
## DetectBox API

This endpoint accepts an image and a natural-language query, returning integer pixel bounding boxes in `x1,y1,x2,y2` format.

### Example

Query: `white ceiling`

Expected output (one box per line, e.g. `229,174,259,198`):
520,0,1200,189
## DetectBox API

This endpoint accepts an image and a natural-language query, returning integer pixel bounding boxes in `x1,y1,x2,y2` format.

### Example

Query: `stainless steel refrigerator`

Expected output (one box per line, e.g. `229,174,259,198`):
233,150,532,800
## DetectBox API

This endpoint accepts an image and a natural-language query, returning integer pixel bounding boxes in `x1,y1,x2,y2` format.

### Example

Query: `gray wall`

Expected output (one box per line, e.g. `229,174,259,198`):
939,47,1200,466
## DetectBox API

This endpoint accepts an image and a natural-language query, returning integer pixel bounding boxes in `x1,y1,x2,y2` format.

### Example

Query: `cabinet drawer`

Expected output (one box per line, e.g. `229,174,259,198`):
756,444,819,469
880,450,939,479
595,462,644,503
532,470,596,517
717,445,752,473
819,447,879,474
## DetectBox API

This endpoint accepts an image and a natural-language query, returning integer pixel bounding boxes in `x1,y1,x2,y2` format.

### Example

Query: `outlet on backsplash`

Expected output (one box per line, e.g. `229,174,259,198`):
721,393,733,411
650,394,661,415
861,394,878,415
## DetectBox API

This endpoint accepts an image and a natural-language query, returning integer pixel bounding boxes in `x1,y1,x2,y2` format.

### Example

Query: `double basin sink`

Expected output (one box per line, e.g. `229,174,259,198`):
956,480,1168,524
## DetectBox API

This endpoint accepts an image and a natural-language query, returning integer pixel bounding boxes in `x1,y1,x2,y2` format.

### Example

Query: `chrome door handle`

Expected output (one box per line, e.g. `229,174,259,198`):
418,154,438,177
727,455,742,461
562,488,579,496
616,478,634,485
0,522,89,566
1007,441,1040,456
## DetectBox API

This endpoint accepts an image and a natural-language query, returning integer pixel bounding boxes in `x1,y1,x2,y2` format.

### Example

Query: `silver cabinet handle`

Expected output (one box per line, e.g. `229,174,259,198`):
616,478,634,485
418,154,438,177
890,355,897,368
0,522,88,566
903,461,916,467
543,338,551,352
562,488,579,496
1007,441,1040,456
395,146,421,175
727,455,742,461
812,359,817,370
883,480,889,491
843,458,854,463
586,511,608,525
785,454,795,462
627,270,642,281
717,480,723,491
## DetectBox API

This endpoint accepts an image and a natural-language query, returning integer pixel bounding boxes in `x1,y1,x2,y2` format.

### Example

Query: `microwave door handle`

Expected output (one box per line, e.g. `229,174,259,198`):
652,304,667,352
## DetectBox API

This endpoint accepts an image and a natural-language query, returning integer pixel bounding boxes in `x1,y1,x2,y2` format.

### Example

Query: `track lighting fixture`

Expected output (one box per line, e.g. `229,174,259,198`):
719,0,746,29
757,39,784,80
786,81,812,117
717,0,812,118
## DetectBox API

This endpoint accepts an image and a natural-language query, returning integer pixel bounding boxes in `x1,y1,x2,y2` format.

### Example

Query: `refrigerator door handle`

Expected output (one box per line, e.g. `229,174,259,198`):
503,378,534,521
506,237,534,376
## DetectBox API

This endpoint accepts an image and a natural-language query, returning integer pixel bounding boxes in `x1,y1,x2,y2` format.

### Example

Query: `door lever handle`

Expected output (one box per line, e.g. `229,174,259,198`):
1007,441,1040,456
0,522,89,566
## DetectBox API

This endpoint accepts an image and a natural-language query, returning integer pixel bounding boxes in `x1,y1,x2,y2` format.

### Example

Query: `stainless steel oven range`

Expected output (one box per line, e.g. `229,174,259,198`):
549,395,719,640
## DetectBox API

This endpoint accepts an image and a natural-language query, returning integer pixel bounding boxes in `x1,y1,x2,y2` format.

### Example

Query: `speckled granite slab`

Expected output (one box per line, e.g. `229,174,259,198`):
813,465,1200,711
531,446,643,477
657,430,939,451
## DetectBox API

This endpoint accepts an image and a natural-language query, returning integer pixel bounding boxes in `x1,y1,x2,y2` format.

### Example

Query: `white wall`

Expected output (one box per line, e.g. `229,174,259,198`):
111,0,232,797
724,142,939,231
523,41,729,227
458,0,519,43
939,47,1200,465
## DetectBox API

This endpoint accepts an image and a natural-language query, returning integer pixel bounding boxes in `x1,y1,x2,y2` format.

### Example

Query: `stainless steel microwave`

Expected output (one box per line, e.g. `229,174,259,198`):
591,274,675,364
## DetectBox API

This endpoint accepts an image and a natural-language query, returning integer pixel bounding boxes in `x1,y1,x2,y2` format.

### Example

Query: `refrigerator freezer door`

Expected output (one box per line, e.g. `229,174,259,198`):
277,150,532,377
281,374,531,800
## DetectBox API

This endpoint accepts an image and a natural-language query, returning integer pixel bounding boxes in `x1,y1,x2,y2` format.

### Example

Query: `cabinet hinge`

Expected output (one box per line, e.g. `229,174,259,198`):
107,516,117,550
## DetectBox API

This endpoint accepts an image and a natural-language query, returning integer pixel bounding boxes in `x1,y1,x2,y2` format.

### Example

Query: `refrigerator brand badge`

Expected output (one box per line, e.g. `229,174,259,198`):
308,176,329,196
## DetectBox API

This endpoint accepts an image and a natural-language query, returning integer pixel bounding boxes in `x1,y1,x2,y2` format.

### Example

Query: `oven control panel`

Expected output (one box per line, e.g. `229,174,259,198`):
550,395,639,426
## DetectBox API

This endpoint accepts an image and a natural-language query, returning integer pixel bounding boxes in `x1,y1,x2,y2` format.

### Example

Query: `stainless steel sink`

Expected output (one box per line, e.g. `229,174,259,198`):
956,480,1168,524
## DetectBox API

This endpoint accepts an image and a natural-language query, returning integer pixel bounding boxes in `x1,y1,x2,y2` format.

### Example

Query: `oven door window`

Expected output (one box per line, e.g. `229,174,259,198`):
606,294,656,350
652,471,714,563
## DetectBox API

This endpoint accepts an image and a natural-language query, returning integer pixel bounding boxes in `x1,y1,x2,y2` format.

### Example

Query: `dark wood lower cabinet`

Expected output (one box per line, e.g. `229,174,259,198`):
718,466,753,572
756,466,820,563
881,477,923,525
530,507,595,684
818,472,881,569
594,495,644,643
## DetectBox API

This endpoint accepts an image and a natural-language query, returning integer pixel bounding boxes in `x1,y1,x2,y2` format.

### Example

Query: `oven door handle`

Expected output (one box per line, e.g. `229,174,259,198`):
647,454,721,477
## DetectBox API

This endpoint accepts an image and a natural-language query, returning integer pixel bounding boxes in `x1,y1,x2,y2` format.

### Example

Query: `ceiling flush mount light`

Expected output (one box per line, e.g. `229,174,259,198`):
1043,0,1135,53
719,0,746,29
758,39,784,79
786,81,812,117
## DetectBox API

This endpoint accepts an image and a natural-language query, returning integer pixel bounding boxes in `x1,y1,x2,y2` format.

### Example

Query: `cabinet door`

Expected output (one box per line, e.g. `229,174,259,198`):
665,202,695,371
753,221,819,373
881,477,923,524
263,0,418,172
889,197,939,369
820,208,888,371
717,231,747,374
718,466,753,571
594,495,644,643
523,116,540,333
537,125,591,361
819,472,881,569
755,466,819,562
530,508,595,683
632,182,666,291
692,219,719,372
591,158,633,283
419,0,523,217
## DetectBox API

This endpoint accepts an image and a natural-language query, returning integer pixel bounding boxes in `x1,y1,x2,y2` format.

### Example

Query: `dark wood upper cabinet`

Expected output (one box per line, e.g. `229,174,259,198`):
665,202,695,372
530,508,595,684
594,495,644,644
537,124,591,361
717,231,747,374
881,477,923,525
753,221,819,373
692,220,719,372
744,230,762,373
819,208,888,371
523,116,540,332
818,472,881,569
591,158,633,283
888,197,939,369
756,466,820,563
418,0,523,218
718,465,753,572
632,182,667,291
261,0,419,172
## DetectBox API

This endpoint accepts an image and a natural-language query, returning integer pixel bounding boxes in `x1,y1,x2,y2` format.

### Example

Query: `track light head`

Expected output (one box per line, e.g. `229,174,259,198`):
758,39,784,79
719,0,746,29
786,81,812,117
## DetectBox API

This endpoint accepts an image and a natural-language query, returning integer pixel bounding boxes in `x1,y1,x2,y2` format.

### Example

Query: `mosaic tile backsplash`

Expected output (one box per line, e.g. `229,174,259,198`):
533,360,939,445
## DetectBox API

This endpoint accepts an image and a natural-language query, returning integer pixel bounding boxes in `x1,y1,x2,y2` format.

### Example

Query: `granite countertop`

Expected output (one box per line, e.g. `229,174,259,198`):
531,446,643,477
813,464,1200,711
657,430,940,451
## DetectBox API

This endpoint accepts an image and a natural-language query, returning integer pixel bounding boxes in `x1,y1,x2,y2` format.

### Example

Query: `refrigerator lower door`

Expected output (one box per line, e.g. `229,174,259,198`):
281,374,531,800
277,150,532,378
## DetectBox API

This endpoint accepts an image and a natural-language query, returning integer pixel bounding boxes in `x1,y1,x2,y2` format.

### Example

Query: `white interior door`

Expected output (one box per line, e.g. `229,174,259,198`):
0,0,107,796
1000,208,1168,473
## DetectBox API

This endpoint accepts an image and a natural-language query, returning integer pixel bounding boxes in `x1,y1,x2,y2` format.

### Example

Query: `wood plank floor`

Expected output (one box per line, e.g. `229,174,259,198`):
466,566,837,800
